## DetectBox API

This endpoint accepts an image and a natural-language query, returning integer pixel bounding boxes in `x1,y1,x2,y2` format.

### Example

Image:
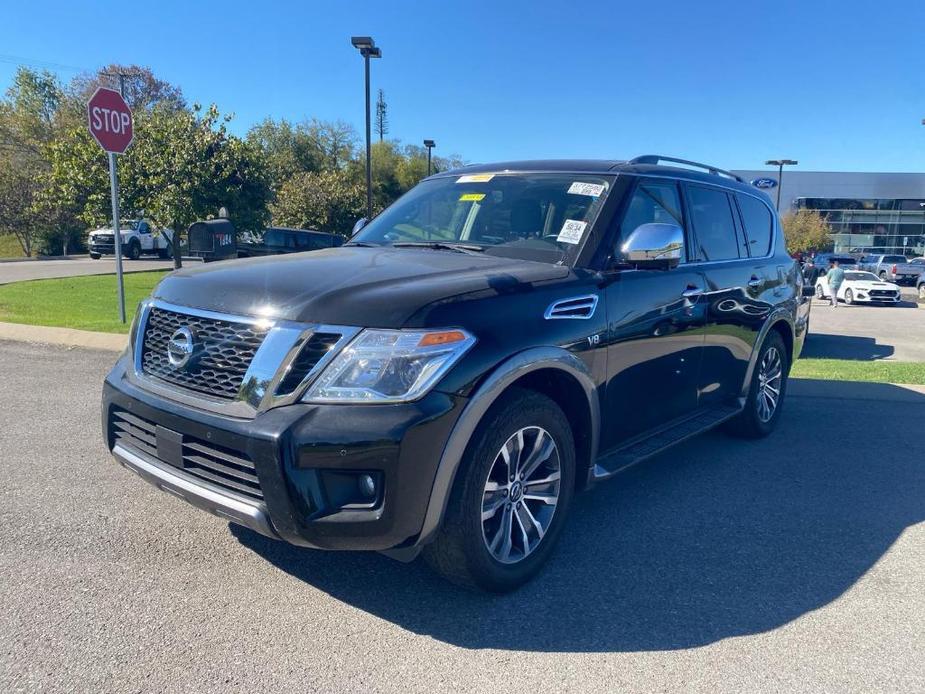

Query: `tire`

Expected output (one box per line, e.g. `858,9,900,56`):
814,284,824,299
126,240,141,260
423,388,576,592
89,253,101,260
879,271,887,280
844,289,854,305
918,284,925,301
723,330,789,439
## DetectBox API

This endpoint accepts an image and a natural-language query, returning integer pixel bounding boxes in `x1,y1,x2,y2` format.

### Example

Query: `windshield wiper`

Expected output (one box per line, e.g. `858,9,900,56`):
391,241,485,255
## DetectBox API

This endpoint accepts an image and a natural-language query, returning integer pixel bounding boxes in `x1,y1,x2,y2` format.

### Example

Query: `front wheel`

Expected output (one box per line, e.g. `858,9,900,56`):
89,253,101,260
125,240,141,260
423,388,575,592
815,283,824,299
724,331,789,439
918,284,925,301
844,288,854,305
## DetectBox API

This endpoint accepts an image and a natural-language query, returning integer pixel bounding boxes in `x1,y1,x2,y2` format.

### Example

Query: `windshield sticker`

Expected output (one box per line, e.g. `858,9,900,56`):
557,219,587,245
457,174,494,183
459,192,486,202
568,182,606,197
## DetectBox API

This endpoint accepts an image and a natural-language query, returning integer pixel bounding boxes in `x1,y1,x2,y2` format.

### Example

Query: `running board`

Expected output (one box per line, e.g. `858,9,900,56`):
592,403,743,480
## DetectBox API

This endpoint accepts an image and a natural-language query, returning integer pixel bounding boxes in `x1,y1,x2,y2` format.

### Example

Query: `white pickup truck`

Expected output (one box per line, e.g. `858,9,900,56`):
87,219,176,260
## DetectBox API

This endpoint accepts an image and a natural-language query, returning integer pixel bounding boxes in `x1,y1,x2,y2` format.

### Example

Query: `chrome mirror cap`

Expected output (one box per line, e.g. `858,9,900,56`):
620,223,683,269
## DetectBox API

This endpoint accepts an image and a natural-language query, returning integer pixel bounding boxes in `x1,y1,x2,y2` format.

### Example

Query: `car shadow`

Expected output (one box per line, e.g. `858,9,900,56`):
801,332,895,360
231,379,925,653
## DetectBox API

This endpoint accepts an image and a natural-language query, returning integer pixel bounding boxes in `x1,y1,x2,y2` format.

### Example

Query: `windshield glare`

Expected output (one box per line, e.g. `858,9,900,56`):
351,173,612,264
844,272,879,281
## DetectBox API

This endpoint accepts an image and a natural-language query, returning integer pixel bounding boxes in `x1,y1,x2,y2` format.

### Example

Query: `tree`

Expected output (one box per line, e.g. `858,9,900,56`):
782,210,833,255
69,64,185,112
0,158,42,256
375,89,388,142
271,169,364,235
0,66,62,158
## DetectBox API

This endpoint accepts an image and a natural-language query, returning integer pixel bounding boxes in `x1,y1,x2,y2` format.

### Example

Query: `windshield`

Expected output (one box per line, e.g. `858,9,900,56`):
350,173,613,264
845,272,879,281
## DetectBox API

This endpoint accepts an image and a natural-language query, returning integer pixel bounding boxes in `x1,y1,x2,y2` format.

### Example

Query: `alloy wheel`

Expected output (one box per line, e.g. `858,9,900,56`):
756,346,783,423
481,426,561,564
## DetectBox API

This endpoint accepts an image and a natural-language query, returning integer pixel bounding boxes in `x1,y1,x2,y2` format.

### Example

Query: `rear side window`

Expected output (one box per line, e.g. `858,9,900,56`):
736,194,773,256
883,255,907,263
687,185,740,261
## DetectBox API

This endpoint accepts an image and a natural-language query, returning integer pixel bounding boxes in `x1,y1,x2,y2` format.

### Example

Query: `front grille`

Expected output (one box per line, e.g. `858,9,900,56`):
111,409,263,500
94,234,114,243
141,307,269,400
870,290,898,297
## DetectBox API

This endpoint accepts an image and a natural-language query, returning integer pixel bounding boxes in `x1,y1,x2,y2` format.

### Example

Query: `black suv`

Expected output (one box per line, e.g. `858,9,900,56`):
103,156,810,591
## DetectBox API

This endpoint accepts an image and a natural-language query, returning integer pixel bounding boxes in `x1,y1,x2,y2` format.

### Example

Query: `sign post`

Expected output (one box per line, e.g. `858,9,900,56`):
87,87,134,323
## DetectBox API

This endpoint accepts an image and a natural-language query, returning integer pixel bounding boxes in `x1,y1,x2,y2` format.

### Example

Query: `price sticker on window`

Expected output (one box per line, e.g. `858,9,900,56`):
567,182,605,197
557,219,587,245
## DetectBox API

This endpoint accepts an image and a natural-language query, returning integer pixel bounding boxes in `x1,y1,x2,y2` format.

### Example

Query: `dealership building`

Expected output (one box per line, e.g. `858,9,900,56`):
731,170,925,256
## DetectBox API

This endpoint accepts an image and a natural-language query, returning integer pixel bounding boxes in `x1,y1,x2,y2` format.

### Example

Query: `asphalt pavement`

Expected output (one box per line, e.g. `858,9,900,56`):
0,257,177,285
1,340,923,693
803,294,925,361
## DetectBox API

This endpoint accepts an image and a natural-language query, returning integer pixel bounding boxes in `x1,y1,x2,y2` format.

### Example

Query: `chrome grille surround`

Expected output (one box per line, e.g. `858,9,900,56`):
130,299,360,417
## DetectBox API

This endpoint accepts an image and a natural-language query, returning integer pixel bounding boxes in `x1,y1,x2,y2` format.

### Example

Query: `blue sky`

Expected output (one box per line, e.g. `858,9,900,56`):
2,0,924,172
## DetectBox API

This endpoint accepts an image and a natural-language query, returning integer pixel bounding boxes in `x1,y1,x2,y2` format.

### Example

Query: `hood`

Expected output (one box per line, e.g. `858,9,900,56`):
152,246,570,327
89,227,130,236
849,280,897,290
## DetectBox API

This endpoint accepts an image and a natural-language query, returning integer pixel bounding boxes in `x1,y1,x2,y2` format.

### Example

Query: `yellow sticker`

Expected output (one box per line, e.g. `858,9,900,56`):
457,174,495,183
459,193,486,202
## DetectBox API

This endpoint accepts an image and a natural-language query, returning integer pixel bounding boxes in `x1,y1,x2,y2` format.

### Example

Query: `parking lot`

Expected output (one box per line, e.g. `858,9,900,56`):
0,257,177,285
804,290,925,361
1,338,923,693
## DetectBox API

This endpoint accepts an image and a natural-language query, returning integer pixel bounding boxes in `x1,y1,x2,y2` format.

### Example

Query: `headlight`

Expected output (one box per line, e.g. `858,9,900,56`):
302,328,476,404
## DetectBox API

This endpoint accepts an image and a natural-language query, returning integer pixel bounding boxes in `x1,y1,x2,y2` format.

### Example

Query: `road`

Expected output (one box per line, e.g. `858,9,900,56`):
803,294,925,361
0,257,178,285
1,340,923,693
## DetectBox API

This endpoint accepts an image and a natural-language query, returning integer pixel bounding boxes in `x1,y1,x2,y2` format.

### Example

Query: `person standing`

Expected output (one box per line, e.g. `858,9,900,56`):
826,259,846,307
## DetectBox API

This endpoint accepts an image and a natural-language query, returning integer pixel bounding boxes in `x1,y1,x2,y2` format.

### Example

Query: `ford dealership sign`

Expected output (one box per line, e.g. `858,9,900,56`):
751,177,778,189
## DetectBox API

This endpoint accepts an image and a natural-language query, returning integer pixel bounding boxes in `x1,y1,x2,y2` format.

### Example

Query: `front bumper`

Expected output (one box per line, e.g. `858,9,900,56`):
89,243,115,255
103,357,466,551
852,290,901,302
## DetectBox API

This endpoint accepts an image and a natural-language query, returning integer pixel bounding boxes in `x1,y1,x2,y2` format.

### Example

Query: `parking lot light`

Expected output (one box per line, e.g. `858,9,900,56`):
765,159,798,211
423,139,436,176
351,36,382,220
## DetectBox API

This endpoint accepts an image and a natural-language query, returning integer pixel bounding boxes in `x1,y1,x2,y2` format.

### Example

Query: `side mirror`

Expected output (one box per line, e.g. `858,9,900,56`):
351,217,368,236
620,223,683,270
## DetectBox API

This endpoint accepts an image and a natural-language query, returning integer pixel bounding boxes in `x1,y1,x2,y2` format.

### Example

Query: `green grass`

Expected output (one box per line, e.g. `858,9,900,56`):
792,358,925,385
0,235,27,259
0,271,167,333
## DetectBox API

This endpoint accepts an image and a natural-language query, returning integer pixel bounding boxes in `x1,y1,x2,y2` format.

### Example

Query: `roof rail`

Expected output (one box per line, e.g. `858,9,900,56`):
628,155,743,182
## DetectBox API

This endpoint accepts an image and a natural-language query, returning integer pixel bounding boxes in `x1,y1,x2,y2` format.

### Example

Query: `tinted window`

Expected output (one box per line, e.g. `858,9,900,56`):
618,179,683,249
736,194,773,256
687,185,739,261
883,255,907,263
138,221,150,234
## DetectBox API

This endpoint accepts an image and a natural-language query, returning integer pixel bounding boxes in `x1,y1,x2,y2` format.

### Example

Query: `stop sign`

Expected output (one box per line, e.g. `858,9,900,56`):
87,87,133,154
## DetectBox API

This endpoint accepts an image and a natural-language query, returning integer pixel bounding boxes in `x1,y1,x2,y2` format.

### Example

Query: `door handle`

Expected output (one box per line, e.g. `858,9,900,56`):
681,285,703,298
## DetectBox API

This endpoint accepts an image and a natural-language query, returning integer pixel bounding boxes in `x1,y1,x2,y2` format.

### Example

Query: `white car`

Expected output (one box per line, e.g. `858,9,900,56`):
815,270,901,305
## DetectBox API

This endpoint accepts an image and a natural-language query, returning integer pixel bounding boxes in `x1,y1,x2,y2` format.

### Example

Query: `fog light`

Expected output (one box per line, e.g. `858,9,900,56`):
358,473,377,498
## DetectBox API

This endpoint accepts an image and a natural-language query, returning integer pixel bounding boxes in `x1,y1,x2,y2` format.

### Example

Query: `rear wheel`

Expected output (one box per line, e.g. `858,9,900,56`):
724,331,789,439
879,271,887,280
844,288,854,305
423,388,575,592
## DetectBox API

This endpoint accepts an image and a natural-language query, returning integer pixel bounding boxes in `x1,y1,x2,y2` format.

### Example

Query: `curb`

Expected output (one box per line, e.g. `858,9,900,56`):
0,321,126,352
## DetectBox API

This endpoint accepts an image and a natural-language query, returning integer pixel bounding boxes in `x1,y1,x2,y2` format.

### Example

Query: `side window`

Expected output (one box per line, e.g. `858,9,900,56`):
617,179,684,254
687,185,740,261
736,194,773,256
138,221,150,234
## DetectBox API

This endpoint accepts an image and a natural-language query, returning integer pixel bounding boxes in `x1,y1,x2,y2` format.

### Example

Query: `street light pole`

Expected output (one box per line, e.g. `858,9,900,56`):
351,37,382,220
765,159,798,212
423,139,435,176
